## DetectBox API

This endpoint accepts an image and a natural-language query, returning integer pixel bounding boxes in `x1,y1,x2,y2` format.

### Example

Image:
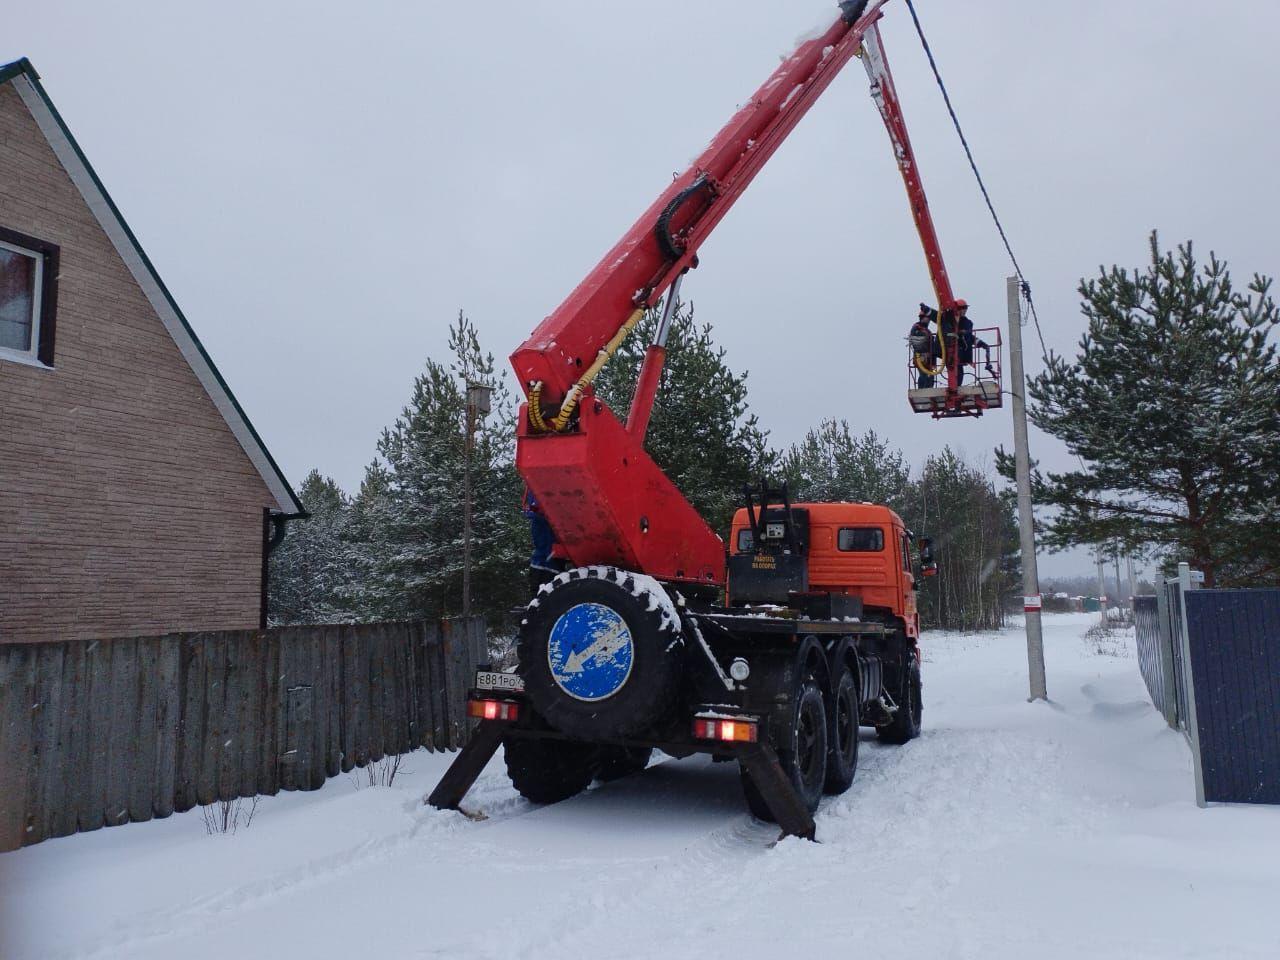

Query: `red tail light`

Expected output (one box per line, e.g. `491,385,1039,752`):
468,699,520,722
693,715,758,743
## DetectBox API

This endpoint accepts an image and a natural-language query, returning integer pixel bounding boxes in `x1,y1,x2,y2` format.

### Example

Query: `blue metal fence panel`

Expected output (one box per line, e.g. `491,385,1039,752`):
1184,589,1280,805
1134,596,1177,727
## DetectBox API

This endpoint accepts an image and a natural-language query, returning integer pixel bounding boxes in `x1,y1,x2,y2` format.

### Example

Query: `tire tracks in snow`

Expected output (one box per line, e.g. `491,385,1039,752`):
57,624,1120,960
51,768,537,960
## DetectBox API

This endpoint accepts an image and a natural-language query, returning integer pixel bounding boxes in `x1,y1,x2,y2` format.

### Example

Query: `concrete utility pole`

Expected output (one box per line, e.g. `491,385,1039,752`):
1007,276,1047,701
1126,553,1138,619
461,382,493,618
1113,550,1124,621
1095,548,1108,628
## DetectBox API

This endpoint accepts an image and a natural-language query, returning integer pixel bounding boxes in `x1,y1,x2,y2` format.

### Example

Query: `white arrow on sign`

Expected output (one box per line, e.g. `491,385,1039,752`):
562,620,629,674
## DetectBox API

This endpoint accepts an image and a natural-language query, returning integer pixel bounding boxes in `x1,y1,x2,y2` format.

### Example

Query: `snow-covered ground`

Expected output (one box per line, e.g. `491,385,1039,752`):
3,613,1278,959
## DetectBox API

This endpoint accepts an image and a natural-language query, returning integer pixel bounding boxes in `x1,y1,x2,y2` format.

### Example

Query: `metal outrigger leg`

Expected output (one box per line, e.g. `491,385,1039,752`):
429,721,816,841
426,721,506,811
735,741,817,841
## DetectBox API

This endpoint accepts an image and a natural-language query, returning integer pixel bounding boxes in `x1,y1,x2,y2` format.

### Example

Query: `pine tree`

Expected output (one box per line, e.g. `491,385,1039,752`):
374,356,466,619
997,232,1280,586
594,300,775,535
779,423,1016,630
349,313,530,621
342,461,399,622
782,421,909,512
448,315,529,618
904,448,1018,631
268,470,353,625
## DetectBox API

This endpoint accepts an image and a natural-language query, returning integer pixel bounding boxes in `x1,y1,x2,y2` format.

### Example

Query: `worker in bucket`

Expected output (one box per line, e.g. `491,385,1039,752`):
522,490,564,596
954,300,993,385
908,303,939,388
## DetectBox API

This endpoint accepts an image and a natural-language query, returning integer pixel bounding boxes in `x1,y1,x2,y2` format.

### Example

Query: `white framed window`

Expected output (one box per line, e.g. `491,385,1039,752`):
0,227,58,367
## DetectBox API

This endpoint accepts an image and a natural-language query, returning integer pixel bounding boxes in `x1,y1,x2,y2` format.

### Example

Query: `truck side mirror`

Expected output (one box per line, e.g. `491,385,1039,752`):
918,537,937,577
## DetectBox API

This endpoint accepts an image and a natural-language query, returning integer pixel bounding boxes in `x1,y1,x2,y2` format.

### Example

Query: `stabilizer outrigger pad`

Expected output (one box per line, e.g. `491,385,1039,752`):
426,721,506,812
737,742,818,841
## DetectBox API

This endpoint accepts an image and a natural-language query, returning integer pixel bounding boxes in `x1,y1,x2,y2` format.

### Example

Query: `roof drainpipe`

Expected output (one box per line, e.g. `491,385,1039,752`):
260,509,291,629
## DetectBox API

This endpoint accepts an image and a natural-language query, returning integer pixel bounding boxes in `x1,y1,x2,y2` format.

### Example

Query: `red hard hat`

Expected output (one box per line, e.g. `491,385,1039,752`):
954,298,969,309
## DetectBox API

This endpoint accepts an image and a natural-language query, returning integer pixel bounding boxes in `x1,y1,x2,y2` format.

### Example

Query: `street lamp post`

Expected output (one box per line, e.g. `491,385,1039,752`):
462,381,492,619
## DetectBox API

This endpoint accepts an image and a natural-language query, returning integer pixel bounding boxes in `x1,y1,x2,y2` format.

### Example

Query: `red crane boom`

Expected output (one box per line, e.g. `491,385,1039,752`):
511,0,965,590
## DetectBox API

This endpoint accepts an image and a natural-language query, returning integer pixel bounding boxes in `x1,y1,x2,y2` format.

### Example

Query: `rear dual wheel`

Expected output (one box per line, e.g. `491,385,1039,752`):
824,663,860,794
504,738,653,805
877,654,922,745
504,737,595,805
594,746,653,782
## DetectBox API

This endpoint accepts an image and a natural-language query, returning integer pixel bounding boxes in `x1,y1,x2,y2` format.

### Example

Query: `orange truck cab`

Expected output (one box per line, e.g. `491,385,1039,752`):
728,501,925,639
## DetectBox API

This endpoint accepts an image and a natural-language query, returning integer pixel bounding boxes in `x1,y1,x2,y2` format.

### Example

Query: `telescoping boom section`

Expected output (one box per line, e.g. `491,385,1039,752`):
511,0,974,589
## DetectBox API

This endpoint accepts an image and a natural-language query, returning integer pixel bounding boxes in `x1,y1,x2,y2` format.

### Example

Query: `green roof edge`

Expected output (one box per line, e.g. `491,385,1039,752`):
0,58,37,85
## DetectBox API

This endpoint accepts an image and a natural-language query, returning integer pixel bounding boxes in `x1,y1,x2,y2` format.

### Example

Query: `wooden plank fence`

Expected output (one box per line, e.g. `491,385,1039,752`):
0,618,486,852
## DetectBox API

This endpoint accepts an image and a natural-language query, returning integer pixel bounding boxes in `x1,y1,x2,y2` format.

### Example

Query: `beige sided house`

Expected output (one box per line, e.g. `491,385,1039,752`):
0,58,305,643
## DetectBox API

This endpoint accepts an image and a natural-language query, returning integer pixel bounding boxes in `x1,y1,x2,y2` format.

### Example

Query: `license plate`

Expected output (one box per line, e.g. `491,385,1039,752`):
475,670,525,693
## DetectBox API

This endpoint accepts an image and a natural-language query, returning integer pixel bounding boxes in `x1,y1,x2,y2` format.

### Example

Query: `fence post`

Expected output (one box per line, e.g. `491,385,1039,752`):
470,616,488,671
1177,562,1207,808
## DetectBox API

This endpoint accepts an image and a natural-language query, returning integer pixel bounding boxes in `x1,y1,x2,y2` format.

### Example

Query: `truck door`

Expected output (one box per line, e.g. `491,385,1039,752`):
898,527,919,637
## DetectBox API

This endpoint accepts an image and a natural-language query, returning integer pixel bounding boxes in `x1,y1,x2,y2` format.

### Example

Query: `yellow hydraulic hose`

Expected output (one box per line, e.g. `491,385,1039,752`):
528,307,647,433
913,323,945,378
527,382,548,432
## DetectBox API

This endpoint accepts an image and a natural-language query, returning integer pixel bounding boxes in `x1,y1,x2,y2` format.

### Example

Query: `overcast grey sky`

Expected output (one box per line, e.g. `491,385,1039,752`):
7,1,1278,577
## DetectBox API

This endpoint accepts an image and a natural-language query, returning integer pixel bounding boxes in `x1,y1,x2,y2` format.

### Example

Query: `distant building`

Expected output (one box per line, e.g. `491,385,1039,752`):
0,59,304,643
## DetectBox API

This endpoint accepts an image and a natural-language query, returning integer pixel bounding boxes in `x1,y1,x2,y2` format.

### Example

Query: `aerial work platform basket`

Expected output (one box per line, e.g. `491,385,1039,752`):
907,325,1003,419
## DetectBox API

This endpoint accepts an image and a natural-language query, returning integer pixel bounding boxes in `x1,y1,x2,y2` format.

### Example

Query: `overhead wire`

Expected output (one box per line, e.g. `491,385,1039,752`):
902,0,1051,366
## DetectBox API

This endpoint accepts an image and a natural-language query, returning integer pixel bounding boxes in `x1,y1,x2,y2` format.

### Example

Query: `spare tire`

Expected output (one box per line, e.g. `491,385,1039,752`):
518,566,684,740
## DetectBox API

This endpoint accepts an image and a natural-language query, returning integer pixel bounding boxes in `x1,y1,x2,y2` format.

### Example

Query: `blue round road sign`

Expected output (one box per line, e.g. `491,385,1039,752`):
547,602,635,702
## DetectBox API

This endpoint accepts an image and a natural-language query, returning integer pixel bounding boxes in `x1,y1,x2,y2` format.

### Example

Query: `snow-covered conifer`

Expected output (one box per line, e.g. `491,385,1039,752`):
999,232,1280,586
269,470,353,625
594,300,775,535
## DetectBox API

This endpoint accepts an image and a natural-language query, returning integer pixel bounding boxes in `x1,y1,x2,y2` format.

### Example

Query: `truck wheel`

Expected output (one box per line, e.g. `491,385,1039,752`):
594,746,652,782
824,664,859,794
504,736,595,804
518,567,683,740
741,679,828,822
877,654,922,744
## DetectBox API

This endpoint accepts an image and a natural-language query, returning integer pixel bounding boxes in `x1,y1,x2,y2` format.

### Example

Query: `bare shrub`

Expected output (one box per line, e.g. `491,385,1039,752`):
351,753,406,789
1084,622,1130,658
201,796,260,835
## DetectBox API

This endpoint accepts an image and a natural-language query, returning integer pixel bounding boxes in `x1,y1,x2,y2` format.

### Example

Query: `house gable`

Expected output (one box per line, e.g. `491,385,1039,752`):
0,58,303,517
0,59,306,640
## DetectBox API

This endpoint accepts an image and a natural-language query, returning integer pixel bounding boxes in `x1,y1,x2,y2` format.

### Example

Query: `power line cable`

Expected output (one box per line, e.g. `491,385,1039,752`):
902,0,1051,365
